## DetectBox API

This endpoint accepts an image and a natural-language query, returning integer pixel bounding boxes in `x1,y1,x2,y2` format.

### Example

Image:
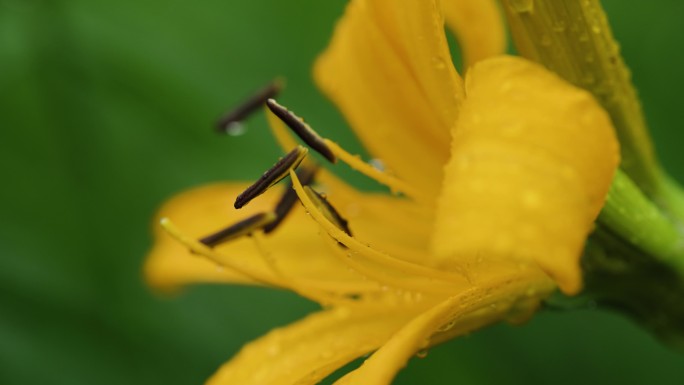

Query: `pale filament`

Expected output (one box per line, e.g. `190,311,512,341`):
323,140,429,204
289,170,468,285
319,233,461,295
161,218,362,306
252,232,381,296
266,109,430,204
250,231,383,307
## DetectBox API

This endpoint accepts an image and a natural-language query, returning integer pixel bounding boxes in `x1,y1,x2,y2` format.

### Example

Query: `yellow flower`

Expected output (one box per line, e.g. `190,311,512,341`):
145,0,619,383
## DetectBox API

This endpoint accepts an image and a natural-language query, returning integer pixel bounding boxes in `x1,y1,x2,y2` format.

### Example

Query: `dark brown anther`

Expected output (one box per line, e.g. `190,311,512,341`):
234,146,308,209
263,166,318,234
265,99,337,163
199,212,276,247
216,79,283,132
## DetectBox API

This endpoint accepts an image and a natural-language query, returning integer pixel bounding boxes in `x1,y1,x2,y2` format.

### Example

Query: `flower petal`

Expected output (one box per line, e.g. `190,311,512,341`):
432,56,619,294
206,306,424,385
314,0,464,196
442,0,507,68
316,172,435,266
145,182,361,292
145,179,437,294
337,271,555,385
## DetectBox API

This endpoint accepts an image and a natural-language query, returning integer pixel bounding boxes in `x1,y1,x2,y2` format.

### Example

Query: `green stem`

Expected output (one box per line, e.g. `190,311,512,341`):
599,170,684,275
655,170,684,228
583,226,684,351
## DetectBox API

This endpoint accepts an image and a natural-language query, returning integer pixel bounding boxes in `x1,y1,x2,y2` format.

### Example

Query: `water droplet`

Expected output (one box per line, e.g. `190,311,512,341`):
553,21,567,32
369,158,385,172
403,291,420,302
266,343,281,356
431,56,447,70
316,183,331,195
252,369,268,382
336,307,351,318
521,190,540,208
509,0,534,13
415,349,429,358
438,320,457,332
225,122,247,136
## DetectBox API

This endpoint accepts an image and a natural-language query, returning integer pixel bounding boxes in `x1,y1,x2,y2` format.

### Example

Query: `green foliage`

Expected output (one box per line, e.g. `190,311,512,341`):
1,1,683,384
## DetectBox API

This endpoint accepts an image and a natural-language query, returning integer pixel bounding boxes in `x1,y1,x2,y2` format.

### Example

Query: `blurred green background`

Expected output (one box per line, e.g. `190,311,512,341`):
1,0,683,384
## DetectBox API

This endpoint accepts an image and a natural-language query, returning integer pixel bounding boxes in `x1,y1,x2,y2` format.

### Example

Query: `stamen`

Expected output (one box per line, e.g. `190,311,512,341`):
235,145,308,209
199,212,276,247
324,140,429,204
290,170,467,284
159,217,284,287
216,79,283,132
263,166,318,234
251,232,372,307
303,185,352,237
266,98,337,163
265,107,428,204
319,234,459,295
162,217,374,307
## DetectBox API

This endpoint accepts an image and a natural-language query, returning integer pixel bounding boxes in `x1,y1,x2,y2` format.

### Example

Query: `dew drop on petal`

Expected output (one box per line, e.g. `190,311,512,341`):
266,342,281,356
431,56,447,70
553,21,567,32
369,158,385,172
225,122,247,136
438,320,456,332
509,0,534,13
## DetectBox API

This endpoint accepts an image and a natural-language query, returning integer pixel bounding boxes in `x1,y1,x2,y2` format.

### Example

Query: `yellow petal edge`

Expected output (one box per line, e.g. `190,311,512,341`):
207,306,421,385
441,0,507,68
314,0,463,196
432,56,620,294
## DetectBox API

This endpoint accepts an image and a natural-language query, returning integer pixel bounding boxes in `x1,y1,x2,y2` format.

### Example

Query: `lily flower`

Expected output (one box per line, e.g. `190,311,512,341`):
145,0,620,383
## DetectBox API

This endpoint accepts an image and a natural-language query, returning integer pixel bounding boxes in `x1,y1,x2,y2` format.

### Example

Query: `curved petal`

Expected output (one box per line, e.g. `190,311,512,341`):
206,305,425,385
442,0,507,69
314,0,464,196
315,171,435,266
145,179,436,293
432,56,620,294
337,271,554,385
